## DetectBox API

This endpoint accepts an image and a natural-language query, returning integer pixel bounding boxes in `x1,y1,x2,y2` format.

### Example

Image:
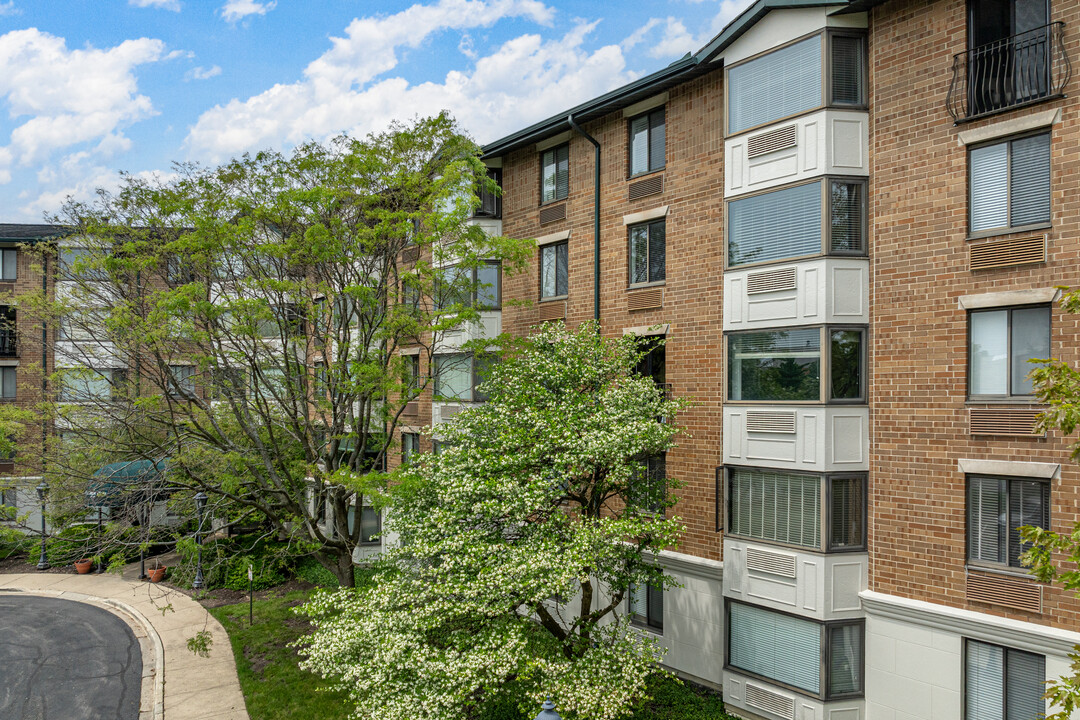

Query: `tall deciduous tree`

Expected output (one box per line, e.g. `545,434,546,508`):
24,112,529,587
299,321,686,720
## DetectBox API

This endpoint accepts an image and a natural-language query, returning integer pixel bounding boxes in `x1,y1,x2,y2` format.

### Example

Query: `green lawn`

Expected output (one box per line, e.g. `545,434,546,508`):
210,589,736,720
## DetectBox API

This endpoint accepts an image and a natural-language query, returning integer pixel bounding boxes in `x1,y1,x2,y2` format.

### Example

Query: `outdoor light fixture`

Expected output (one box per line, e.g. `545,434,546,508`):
193,491,208,591
35,481,48,570
534,699,562,720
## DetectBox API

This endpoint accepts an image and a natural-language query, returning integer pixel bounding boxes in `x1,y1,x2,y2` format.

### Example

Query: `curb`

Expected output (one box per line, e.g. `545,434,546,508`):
4,587,166,720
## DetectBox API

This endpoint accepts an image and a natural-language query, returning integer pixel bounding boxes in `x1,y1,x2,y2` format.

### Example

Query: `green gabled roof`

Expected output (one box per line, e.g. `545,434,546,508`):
0,223,70,243
481,0,859,158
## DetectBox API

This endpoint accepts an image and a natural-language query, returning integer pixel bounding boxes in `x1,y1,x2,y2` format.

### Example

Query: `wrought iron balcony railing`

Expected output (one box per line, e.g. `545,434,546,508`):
0,331,17,358
947,22,1071,123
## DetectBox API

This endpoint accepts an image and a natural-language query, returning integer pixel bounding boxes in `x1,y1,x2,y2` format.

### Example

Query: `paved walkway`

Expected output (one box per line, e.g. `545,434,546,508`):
0,572,248,720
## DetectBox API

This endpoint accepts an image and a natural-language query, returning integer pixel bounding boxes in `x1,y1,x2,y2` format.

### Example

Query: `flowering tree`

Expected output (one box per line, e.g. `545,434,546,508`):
299,321,686,720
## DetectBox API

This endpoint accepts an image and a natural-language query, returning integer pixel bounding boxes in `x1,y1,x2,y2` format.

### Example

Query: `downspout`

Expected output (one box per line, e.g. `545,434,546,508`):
567,115,601,323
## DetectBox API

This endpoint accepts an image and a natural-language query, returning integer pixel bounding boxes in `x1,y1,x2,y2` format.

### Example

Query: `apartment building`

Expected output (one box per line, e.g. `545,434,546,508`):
400,0,1080,718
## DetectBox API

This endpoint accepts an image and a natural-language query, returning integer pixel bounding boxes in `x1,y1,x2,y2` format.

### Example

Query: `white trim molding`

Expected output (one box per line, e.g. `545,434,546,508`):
399,346,422,356
535,230,571,247
535,131,572,152
957,108,1062,146
647,548,723,582
958,458,1060,480
399,425,422,434
623,92,669,118
861,590,1080,657
623,205,669,226
623,323,671,337
958,287,1060,310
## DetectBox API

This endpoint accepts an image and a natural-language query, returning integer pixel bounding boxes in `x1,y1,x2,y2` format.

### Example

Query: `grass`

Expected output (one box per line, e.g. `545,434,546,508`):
208,589,352,720
210,587,736,720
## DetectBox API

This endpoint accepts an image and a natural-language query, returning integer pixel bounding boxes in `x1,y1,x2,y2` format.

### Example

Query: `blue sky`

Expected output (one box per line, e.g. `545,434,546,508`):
0,0,753,222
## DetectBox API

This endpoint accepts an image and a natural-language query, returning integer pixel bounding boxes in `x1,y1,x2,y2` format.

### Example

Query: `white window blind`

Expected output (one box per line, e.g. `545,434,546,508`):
434,353,472,400
729,181,822,267
1,249,16,281
541,145,569,202
729,602,821,694
966,640,1044,720
971,142,1009,231
970,133,1051,233
728,35,823,134
830,476,864,549
729,468,821,548
969,310,1009,395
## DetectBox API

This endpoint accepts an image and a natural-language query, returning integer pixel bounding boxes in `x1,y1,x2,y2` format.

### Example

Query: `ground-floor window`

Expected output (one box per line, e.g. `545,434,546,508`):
965,639,1044,720
628,581,663,632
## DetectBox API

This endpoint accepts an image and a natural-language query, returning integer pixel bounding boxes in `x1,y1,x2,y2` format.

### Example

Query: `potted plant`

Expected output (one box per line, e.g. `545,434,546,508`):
147,559,166,583
74,558,93,574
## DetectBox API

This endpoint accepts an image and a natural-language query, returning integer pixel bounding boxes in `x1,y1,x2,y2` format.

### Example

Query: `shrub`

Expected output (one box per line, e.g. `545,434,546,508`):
0,526,34,560
45,524,99,565
294,556,340,588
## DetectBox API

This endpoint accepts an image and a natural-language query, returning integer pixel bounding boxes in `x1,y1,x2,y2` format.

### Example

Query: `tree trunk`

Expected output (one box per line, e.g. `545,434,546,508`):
335,551,356,588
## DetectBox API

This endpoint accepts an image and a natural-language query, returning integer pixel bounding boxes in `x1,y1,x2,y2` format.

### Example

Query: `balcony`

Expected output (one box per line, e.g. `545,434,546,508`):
948,23,1071,123
0,331,16,358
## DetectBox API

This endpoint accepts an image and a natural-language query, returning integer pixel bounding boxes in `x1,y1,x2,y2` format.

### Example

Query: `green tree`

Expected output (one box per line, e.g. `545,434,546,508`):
298,322,687,720
23,112,529,587
1020,287,1080,719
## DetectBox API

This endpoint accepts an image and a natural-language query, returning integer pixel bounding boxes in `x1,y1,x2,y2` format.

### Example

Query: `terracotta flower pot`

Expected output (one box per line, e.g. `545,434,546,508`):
74,559,93,574
147,567,166,583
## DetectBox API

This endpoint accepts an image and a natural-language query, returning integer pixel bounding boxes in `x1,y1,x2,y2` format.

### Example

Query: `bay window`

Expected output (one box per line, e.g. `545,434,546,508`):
726,326,865,403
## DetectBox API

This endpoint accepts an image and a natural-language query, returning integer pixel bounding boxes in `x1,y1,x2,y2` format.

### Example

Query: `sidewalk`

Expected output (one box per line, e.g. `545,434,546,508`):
0,570,249,720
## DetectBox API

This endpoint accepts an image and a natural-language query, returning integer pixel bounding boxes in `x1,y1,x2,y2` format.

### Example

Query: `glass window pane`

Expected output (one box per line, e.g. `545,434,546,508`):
729,602,822,694
1,367,13,399
728,35,823,134
555,242,568,297
2,250,16,281
829,624,863,695
968,477,1005,564
476,262,500,309
831,35,865,105
540,245,556,298
729,181,823,267
648,221,666,283
630,115,649,176
629,225,648,285
1008,479,1048,567
728,328,822,401
556,145,569,200
434,354,472,400
971,142,1008,232
1010,306,1049,395
1005,647,1045,720
729,469,821,548
970,310,1008,395
361,507,380,543
830,181,864,252
966,641,1004,720
541,148,557,202
649,109,665,171
1010,133,1051,227
830,476,864,549
830,329,863,400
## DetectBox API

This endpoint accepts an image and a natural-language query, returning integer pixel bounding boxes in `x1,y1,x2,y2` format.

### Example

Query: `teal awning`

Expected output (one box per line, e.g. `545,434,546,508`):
89,459,167,505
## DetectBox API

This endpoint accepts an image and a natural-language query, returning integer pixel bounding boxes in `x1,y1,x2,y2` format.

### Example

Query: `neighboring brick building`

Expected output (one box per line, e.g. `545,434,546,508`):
411,0,1080,718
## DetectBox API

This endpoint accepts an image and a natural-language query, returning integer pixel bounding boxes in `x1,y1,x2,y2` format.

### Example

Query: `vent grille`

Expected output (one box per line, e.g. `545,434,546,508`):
970,235,1047,271
746,410,797,434
969,408,1043,436
627,287,663,311
745,547,798,578
439,404,462,421
745,682,795,720
539,203,567,225
628,175,664,201
746,124,798,159
746,267,798,294
538,300,566,322
400,245,420,264
967,572,1043,613
402,400,419,416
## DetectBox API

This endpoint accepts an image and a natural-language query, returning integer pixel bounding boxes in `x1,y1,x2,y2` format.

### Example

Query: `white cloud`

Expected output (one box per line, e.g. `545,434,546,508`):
0,2,20,17
129,0,182,10
184,0,632,161
0,29,165,177
189,64,222,80
625,0,754,60
220,0,276,23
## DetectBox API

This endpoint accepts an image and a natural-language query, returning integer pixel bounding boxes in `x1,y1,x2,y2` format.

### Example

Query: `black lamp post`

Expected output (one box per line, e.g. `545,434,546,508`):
138,497,149,581
534,699,561,720
35,481,49,570
193,492,207,591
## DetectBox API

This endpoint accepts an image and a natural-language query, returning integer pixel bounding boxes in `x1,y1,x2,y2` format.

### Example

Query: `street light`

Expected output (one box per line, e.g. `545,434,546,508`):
35,482,49,570
534,699,562,720
193,491,208,591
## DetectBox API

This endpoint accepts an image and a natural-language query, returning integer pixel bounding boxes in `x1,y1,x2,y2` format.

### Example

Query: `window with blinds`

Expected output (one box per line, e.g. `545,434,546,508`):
968,305,1050,398
728,602,822,694
968,475,1049,568
828,623,863,696
728,35,823,134
629,219,666,285
829,475,866,550
829,180,866,253
628,581,663,632
629,108,665,176
729,181,822,267
541,144,570,203
965,640,1044,720
728,468,821,548
830,34,866,106
969,133,1050,234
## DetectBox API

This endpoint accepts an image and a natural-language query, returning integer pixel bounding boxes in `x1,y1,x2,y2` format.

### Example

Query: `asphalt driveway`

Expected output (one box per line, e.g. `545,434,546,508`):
0,594,141,720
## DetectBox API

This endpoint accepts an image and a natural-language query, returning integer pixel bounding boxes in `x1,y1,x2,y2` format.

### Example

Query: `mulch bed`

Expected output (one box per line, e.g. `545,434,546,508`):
194,578,317,608
0,555,76,574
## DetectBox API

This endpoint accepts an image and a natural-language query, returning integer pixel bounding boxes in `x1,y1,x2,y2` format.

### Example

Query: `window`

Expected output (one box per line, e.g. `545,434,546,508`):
0,249,16,281
0,486,14,509
434,353,472,401
727,327,865,403
628,580,663,632
60,368,124,402
635,336,666,386
968,475,1048,569
348,505,381,544
727,469,866,552
727,32,866,135
540,144,569,203
968,306,1050,397
540,242,568,299
629,219,666,286
402,432,420,465
405,355,420,396
475,167,502,218
967,0,1052,117
60,247,106,280
257,304,303,338
727,602,863,698
970,133,1050,234
630,454,666,514
436,262,501,310
965,640,1044,720
168,365,196,398
629,108,665,176
313,362,328,401
210,368,246,400
727,178,866,268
